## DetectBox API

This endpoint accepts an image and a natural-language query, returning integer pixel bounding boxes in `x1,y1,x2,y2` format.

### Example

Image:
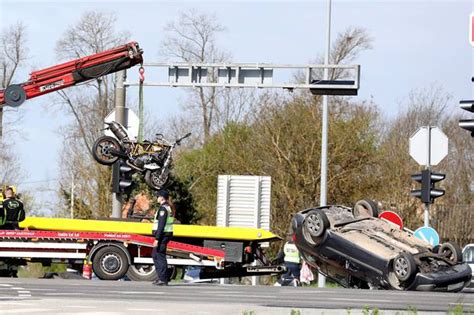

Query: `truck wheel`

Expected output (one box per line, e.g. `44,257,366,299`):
353,199,380,218
438,242,462,263
126,264,176,282
92,136,121,165
392,253,417,282
92,246,129,280
126,264,158,282
302,210,329,245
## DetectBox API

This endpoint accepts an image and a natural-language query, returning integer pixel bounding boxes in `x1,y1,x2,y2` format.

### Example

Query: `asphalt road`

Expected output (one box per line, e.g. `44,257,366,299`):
0,278,473,314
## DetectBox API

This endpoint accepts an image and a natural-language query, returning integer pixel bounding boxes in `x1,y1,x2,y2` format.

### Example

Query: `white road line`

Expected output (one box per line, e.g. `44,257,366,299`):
17,291,30,294
64,305,96,309
128,309,161,312
11,287,24,290
0,309,53,313
18,294,31,297
0,284,12,287
43,292,86,296
325,298,392,303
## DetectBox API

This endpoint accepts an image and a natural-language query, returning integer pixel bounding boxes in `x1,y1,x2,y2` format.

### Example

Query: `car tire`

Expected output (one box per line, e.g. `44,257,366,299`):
302,210,329,245
353,199,380,218
92,246,129,280
438,242,463,263
392,253,417,282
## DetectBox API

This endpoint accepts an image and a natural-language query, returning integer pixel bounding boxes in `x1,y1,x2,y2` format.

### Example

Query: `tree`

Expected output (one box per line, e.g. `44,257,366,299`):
0,22,28,190
0,22,28,139
54,11,130,218
161,10,254,143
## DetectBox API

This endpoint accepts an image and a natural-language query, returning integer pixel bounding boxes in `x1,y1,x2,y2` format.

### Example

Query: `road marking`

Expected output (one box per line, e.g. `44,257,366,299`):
1,309,53,313
11,287,24,290
17,291,30,294
18,294,31,297
43,292,86,296
0,284,12,287
65,305,96,309
128,308,161,312
326,298,392,303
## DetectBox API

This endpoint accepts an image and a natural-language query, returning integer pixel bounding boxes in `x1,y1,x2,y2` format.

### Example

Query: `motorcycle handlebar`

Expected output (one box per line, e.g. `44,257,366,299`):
176,132,192,145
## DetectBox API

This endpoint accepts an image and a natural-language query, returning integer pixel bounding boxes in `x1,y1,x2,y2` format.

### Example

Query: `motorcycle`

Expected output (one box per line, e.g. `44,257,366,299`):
92,121,191,190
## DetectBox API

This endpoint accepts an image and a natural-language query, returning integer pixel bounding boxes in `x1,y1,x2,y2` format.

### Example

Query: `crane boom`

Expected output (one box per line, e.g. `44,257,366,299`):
0,41,143,107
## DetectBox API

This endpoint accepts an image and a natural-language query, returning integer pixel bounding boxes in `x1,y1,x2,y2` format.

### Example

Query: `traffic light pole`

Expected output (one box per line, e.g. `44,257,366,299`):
424,126,432,227
112,70,127,218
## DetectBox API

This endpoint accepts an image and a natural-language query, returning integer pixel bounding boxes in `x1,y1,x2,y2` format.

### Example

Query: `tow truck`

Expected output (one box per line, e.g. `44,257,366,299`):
0,217,282,281
0,43,284,281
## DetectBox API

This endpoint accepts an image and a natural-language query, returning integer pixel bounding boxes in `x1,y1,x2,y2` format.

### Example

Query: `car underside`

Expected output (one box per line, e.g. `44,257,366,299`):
292,201,472,292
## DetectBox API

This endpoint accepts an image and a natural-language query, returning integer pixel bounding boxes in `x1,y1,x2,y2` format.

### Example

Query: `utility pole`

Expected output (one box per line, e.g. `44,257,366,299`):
318,0,332,288
70,172,74,219
112,70,127,218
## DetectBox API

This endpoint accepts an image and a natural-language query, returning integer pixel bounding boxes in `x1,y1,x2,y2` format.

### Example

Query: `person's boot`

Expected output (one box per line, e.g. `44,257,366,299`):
153,280,168,286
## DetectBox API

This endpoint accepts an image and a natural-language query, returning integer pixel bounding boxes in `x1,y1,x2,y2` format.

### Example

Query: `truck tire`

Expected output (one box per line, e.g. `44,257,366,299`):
126,264,177,282
92,246,129,280
126,264,158,282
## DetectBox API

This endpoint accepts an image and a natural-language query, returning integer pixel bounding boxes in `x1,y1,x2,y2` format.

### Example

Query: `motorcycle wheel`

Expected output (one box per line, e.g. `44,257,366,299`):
145,169,169,190
92,136,121,165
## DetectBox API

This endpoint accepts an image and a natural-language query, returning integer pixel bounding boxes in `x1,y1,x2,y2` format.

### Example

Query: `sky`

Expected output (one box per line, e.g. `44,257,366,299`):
0,0,473,214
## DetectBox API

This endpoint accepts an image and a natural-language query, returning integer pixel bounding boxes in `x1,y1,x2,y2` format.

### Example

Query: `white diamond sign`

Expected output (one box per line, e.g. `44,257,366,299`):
409,126,448,166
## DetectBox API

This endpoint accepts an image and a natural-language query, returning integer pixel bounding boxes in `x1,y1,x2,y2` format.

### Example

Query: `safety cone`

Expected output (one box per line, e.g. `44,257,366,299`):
82,261,92,279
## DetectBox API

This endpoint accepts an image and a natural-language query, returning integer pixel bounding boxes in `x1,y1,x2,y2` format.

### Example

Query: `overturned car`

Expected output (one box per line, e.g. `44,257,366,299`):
292,200,472,292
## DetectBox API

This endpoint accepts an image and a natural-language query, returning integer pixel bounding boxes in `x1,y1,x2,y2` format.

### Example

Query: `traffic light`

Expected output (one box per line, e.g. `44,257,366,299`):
112,160,135,195
459,100,474,137
411,169,445,204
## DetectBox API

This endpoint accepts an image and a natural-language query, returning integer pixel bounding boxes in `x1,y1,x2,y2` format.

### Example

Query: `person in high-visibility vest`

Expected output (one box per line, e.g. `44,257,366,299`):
2,186,25,230
282,239,302,280
151,189,174,286
0,188,5,227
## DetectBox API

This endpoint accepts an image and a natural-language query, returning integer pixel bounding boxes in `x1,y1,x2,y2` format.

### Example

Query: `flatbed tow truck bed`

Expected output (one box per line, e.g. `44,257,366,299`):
0,217,283,281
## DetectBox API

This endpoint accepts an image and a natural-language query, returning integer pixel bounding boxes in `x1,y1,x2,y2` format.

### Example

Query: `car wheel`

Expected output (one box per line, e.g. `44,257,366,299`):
302,210,329,245
353,199,380,218
438,242,462,263
392,253,417,282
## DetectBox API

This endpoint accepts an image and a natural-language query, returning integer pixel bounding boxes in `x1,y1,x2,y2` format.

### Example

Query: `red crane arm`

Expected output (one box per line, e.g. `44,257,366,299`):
0,41,143,107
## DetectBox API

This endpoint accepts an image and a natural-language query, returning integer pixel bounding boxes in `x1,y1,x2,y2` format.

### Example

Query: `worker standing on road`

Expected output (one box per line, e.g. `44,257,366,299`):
282,238,302,280
151,189,175,286
2,186,25,230
0,187,5,226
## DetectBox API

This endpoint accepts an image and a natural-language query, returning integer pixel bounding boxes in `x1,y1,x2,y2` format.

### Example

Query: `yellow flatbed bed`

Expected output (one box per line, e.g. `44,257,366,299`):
19,217,280,242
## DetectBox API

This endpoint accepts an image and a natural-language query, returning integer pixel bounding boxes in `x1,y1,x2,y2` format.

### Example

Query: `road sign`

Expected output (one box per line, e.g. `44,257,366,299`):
104,109,139,140
379,211,403,229
409,126,448,166
414,227,440,246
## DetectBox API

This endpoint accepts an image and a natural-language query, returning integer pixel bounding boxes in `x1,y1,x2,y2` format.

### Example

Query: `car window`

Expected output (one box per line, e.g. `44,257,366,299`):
463,246,474,263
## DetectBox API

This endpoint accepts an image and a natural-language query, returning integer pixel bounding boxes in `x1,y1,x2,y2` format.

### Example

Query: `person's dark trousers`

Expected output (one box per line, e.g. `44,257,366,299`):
284,262,301,279
152,235,171,282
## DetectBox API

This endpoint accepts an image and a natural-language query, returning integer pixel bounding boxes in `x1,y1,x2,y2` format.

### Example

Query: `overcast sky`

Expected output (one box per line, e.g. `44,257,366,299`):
1,0,473,214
